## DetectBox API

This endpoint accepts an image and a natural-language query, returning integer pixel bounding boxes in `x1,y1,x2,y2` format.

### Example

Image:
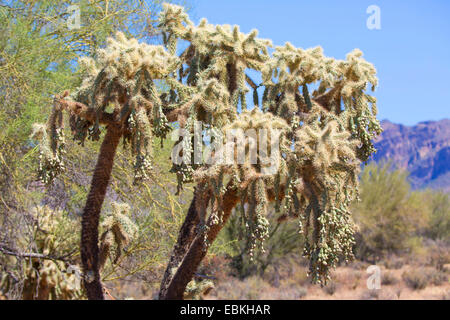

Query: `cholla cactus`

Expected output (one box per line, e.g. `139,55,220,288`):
156,4,382,293
73,32,179,181
36,3,382,299
295,121,359,180
0,206,82,300
31,101,66,185
262,43,382,161
99,202,138,270
34,31,181,184
183,279,214,300
193,108,289,256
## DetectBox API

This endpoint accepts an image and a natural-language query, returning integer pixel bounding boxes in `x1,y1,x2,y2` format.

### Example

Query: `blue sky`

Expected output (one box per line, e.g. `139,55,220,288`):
190,0,450,125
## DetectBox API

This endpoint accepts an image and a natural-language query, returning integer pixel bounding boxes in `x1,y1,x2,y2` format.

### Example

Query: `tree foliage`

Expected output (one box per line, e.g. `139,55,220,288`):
353,161,450,261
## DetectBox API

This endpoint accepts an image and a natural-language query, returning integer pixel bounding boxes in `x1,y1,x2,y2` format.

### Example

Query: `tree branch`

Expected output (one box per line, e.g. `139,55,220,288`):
56,96,117,126
0,244,75,262
245,74,258,90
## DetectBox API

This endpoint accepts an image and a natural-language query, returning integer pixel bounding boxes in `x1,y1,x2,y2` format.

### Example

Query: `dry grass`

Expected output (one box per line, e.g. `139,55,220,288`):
106,245,449,300
381,272,399,285
206,258,449,300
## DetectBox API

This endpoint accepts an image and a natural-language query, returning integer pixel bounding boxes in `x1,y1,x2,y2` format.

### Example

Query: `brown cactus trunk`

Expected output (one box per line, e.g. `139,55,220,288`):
159,184,211,299
81,125,122,300
162,187,239,300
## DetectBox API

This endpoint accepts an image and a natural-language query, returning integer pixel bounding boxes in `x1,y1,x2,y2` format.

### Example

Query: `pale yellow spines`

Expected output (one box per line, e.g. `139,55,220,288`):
99,202,138,270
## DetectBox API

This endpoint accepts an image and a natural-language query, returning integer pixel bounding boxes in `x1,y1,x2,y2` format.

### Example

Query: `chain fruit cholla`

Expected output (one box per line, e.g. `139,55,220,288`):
33,3,382,299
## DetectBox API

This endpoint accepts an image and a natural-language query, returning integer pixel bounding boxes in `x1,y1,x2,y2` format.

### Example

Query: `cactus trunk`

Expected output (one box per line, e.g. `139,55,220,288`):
161,187,239,300
81,125,122,300
159,191,200,299
159,184,211,299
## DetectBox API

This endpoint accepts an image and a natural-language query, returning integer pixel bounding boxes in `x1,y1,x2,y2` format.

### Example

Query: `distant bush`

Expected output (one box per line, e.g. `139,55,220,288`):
402,269,431,290
352,162,430,260
322,282,337,296
381,272,398,285
428,270,448,286
383,256,405,270
360,289,379,300
423,191,450,242
402,267,448,291
295,287,308,299
420,239,450,270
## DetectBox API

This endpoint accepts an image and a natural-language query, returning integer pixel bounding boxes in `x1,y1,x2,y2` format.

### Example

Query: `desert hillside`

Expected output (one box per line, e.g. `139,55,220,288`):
373,119,450,191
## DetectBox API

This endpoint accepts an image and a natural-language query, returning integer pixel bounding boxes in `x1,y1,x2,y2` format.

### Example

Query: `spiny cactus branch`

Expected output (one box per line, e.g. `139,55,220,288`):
56,97,118,127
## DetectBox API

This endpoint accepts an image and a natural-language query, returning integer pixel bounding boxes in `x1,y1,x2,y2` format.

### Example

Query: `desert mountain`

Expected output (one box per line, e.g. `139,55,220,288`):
371,119,450,191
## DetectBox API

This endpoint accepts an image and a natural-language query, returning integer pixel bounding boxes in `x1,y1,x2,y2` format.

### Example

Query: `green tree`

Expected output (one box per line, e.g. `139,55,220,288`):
423,190,450,242
352,162,430,260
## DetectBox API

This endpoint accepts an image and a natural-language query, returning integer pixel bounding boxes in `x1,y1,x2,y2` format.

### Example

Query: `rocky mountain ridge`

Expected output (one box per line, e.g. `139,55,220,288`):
371,119,450,191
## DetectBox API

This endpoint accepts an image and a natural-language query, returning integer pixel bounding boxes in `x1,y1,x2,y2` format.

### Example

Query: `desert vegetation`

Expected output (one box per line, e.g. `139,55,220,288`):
205,162,449,300
0,1,448,301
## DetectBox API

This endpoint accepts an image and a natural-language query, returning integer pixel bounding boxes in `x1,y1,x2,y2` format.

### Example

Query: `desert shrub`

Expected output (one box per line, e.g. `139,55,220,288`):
277,286,308,300
428,270,448,286
423,191,450,242
350,271,362,290
349,260,370,270
352,162,430,260
381,272,398,285
430,244,450,271
322,282,337,295
361,289,379,300
211,274,308,300
402,267,448,291
276,262,310,288
402,269,431,290
295,287,308,299
383,256,405,270
407,239,450,270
